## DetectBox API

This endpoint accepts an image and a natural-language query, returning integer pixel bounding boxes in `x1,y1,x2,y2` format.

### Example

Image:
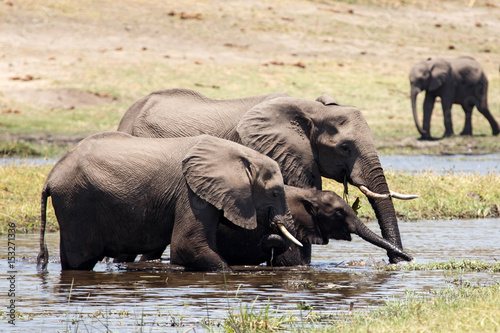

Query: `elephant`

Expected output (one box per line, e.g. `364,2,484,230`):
410,56,500,140
36,132,302,272
117,88,416,263
216,186,413,266
115,186,413,266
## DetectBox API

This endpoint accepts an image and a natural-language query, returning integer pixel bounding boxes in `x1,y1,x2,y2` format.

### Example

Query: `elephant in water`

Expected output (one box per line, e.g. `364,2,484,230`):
36,133,301,272
410,56,500,139
116,186,413,266
217,186,413,266
118,89,417,263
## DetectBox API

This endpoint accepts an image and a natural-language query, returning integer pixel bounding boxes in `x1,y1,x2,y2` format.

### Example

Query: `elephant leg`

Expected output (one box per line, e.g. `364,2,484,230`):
475,89,499,135
170,203,229,271
422,93,436,139
113,254,137,263
60,236,102,270
441,98,454,137
139,249,166,261
460,103,473,136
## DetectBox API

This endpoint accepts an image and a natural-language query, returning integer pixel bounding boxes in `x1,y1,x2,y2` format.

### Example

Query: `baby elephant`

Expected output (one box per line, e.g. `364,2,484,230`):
217,186,413,266
36,133,301,272
410,56,499,139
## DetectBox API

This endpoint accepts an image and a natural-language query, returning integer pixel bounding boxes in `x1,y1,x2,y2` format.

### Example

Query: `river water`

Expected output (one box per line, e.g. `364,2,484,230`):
2,153,500,174
1,219,498,331
1,155,499,331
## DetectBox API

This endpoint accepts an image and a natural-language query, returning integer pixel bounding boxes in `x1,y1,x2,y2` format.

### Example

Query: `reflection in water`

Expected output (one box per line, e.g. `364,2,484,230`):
1,219,499,331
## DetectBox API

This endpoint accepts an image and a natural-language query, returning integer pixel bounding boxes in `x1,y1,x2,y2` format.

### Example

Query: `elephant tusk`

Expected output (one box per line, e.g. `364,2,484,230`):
389,191,419,200
359,186,419,200
359,185,390,199
279,225,303,247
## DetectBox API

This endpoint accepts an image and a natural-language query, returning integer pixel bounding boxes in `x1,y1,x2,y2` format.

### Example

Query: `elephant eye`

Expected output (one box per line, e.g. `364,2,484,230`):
339,144,350,154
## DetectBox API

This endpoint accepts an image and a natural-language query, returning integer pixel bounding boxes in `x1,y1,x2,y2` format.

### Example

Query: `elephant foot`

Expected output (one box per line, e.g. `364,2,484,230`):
418,135,433,141
442,131,455,138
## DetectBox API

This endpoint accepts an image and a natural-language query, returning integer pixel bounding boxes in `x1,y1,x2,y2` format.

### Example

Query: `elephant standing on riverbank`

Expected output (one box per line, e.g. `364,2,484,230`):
410,56,500,139
217,186,413,266
37,133,301,271
118,89,415,263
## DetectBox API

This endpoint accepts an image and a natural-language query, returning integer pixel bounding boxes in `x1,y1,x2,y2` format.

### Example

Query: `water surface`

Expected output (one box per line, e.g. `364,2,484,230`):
1,219,498,331
3,154,499,174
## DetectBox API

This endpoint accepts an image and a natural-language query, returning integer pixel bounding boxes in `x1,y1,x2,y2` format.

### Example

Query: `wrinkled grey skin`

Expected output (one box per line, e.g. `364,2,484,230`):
217,186,413,266
36,133,297,272
410,56,500,140
118,89,409,263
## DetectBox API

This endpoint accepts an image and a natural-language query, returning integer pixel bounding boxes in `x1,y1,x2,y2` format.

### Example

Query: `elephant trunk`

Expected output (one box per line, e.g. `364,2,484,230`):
411,86,426,136
358,153,410,263
354,217,413,262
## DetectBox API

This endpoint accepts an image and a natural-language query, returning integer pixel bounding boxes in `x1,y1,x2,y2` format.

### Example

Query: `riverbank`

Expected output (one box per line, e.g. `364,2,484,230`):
1,164,499,234
1,0,499,157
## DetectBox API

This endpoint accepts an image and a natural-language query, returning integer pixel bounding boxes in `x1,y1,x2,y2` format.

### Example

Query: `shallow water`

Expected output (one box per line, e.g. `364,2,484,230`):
379,153,500,175
3,153,500,174
1,219,498,331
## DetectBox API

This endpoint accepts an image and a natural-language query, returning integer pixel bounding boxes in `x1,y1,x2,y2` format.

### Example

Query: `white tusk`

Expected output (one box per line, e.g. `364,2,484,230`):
390,191,419,200
359,185,390,199
279,225,303,247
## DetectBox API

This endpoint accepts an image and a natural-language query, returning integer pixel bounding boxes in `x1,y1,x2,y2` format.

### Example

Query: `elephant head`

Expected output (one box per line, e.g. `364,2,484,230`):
182,136,302,249
216,186,413,266
236,95,415,263
409,58,452,137
270,186,413,266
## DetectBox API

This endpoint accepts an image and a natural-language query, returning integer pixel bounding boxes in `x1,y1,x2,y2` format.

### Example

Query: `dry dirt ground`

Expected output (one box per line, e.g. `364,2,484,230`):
1,0,499,151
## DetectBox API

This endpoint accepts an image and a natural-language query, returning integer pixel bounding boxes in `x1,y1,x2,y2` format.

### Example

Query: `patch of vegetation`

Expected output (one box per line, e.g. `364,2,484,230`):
383,259,500,272
1,165,498,234
0,141,70,158
212,299,295,332
0,164,56,234
331,283,500,333
323,170,500,221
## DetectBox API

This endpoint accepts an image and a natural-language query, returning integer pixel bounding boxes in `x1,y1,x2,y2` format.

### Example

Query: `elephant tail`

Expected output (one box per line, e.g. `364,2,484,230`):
411,86,426,137
37,184,50,272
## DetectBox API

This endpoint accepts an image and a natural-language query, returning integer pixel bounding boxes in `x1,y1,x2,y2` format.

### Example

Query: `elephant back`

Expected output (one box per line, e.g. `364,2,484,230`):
118,88,288,142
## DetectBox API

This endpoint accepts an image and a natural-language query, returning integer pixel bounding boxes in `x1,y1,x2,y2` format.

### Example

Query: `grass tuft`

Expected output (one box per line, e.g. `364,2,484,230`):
382,259,500,272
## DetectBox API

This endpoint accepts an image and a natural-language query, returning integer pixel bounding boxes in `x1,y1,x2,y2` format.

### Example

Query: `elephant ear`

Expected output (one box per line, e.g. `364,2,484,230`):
298,199,325,245
236,97,321,189
316,94,339,106
182,136,258,229
429,59,451,91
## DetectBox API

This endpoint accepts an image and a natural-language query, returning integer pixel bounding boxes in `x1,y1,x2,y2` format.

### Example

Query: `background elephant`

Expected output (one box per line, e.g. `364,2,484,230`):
37,133,300,272
118,89,413,263
217,186,413,266
410,56,499,139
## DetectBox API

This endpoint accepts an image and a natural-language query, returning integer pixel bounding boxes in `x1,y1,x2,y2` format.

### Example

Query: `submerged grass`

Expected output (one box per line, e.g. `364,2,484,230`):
383,259,500,272
6,282,499,332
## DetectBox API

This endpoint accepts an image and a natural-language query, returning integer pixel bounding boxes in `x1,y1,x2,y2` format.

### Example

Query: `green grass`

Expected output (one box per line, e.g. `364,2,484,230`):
323,170,500,221
331,282,500,333
0,164,55,234
382,259,500,272
213,299,295,332
1,165,498,234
